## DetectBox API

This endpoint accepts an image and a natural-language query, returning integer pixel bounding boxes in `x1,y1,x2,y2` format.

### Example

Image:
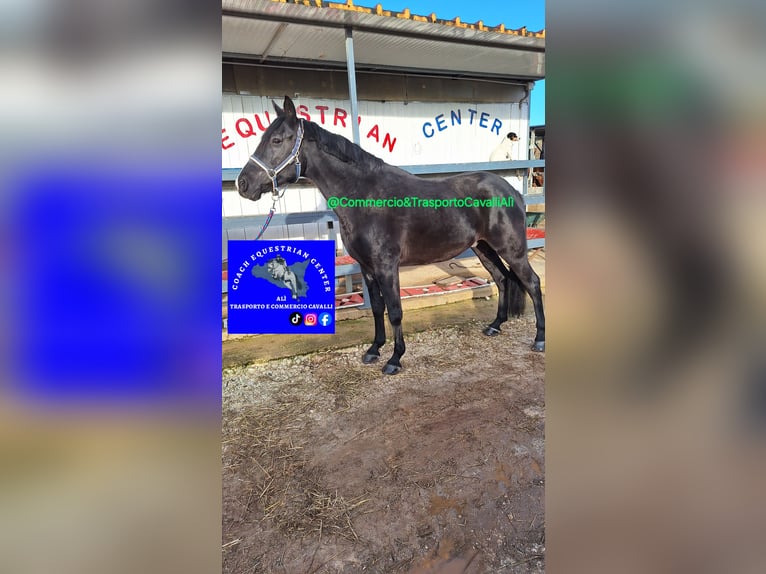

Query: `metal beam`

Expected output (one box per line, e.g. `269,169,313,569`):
344,28,361,145
222,160,545,181
398,160,545,175
260,22,287,63
223,53,542,84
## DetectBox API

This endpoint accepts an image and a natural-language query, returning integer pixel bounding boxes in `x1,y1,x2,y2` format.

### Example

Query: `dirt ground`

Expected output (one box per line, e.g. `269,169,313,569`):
222,307,545,573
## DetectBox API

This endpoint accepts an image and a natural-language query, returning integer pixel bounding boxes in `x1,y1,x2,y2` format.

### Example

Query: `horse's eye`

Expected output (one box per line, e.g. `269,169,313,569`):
271,137,283,145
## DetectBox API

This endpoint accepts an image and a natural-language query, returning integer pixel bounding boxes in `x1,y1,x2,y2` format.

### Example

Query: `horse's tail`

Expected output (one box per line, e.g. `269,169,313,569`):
506,270,526,318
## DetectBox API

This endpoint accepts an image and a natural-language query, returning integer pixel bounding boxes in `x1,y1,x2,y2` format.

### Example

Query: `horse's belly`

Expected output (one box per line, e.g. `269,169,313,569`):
400,239,473,266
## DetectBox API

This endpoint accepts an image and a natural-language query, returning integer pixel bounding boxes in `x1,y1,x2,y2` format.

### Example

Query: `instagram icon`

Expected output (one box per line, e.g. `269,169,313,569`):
304,313,318,326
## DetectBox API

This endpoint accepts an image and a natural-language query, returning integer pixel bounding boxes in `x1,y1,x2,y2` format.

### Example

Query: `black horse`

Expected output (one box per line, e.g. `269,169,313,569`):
236,96,544,375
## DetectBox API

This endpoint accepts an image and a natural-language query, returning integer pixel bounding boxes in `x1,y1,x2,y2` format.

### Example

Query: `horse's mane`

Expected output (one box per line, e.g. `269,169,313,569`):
304,121,384,171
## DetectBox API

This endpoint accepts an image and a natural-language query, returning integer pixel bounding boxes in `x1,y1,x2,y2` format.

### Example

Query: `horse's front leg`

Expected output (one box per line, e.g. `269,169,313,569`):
361,270,386,364
377,268,405,375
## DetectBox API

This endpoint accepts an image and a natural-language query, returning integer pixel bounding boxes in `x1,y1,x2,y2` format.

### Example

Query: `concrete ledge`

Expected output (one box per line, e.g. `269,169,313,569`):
221,295,534,368
222,283,498,342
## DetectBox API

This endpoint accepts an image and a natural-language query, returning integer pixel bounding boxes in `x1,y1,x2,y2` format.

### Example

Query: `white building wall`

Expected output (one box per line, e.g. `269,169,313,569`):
223,95,529,246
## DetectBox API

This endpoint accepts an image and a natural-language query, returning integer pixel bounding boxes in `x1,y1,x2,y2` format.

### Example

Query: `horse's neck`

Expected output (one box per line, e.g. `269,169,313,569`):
303,130,373,201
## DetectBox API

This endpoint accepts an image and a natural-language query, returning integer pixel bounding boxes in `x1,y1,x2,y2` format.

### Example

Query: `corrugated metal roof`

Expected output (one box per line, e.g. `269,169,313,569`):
222,0,545,80
246,0,545,38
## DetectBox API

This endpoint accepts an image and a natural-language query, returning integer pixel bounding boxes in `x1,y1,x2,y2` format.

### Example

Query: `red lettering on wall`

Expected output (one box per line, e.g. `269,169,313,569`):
222,105,401,156
382,132,397,152
366,124,380,143
334,108,347,127
222,129,235,150
254,112,270,131
235,118,255,138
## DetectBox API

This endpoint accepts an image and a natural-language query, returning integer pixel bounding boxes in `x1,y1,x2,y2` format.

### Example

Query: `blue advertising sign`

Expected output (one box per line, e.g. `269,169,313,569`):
227,240,336,334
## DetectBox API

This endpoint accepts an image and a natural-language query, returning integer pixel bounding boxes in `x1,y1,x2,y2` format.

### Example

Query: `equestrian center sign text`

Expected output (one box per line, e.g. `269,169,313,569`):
222,96,516,167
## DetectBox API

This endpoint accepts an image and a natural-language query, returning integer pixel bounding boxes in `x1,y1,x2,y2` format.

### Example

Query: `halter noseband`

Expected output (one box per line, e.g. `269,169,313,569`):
248,120,305,198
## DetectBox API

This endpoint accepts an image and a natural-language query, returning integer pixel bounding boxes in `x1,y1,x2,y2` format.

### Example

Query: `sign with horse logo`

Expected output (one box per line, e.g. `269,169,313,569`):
227,239,336,334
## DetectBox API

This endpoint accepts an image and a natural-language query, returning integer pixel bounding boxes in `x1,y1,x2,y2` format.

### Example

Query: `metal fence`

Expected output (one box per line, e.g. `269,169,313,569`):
222,159,544,306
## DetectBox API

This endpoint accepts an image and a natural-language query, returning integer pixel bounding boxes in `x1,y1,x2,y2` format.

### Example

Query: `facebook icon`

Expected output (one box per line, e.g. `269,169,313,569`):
319,312,333,327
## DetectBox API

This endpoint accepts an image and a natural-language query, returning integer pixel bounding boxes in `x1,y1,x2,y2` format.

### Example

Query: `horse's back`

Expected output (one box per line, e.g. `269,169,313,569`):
400,170,522,205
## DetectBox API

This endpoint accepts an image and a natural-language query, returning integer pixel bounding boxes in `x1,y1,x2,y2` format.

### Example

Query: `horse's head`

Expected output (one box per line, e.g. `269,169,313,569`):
236,96,304,202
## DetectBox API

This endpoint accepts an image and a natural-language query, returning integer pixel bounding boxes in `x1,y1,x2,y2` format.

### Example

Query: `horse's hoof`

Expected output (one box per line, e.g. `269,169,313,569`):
531,341,545,352
382,363,401,375
483,326,501,337
362,353,380,364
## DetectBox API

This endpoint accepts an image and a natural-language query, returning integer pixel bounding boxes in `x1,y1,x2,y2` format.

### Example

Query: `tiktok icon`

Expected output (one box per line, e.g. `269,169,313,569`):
289,312,303,326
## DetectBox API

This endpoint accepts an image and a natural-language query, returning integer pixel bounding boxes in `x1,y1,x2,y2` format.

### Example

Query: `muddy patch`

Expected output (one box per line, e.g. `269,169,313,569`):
223,317,544,573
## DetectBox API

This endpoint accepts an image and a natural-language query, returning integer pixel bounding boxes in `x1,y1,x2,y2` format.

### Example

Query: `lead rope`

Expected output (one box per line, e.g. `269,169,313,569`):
254,203,276,240
253,186,288,240
250,120,304,241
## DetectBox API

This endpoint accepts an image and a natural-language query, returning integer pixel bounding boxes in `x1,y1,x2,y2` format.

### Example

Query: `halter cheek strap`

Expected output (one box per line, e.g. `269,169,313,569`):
248,120,305,198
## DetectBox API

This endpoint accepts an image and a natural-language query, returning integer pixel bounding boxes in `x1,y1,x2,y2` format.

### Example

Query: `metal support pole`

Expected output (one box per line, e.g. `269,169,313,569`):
345,27,361,145
523,82,532,200
344,26,367,309
523,169,528,197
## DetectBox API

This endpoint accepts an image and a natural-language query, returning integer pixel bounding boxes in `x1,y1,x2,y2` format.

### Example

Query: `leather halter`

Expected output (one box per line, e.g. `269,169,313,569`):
247,119,305,198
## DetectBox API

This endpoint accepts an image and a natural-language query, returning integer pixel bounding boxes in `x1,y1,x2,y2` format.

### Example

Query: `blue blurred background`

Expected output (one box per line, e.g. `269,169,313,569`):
8,164,220,406
0,1,221,573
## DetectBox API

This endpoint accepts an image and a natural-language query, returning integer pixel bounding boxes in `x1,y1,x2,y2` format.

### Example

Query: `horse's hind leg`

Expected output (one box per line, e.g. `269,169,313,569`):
361,269,387,364
472,241,511,336
286,278,298,299
497,246,546,352
376,267,405,375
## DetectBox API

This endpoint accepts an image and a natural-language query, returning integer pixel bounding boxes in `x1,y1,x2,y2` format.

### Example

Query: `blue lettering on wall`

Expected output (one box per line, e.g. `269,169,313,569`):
491,118,502,135
421,108,504,140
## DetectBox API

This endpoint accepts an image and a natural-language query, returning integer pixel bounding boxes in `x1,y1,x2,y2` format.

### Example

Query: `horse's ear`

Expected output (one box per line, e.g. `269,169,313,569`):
272,100,284,116
283,95,297,127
